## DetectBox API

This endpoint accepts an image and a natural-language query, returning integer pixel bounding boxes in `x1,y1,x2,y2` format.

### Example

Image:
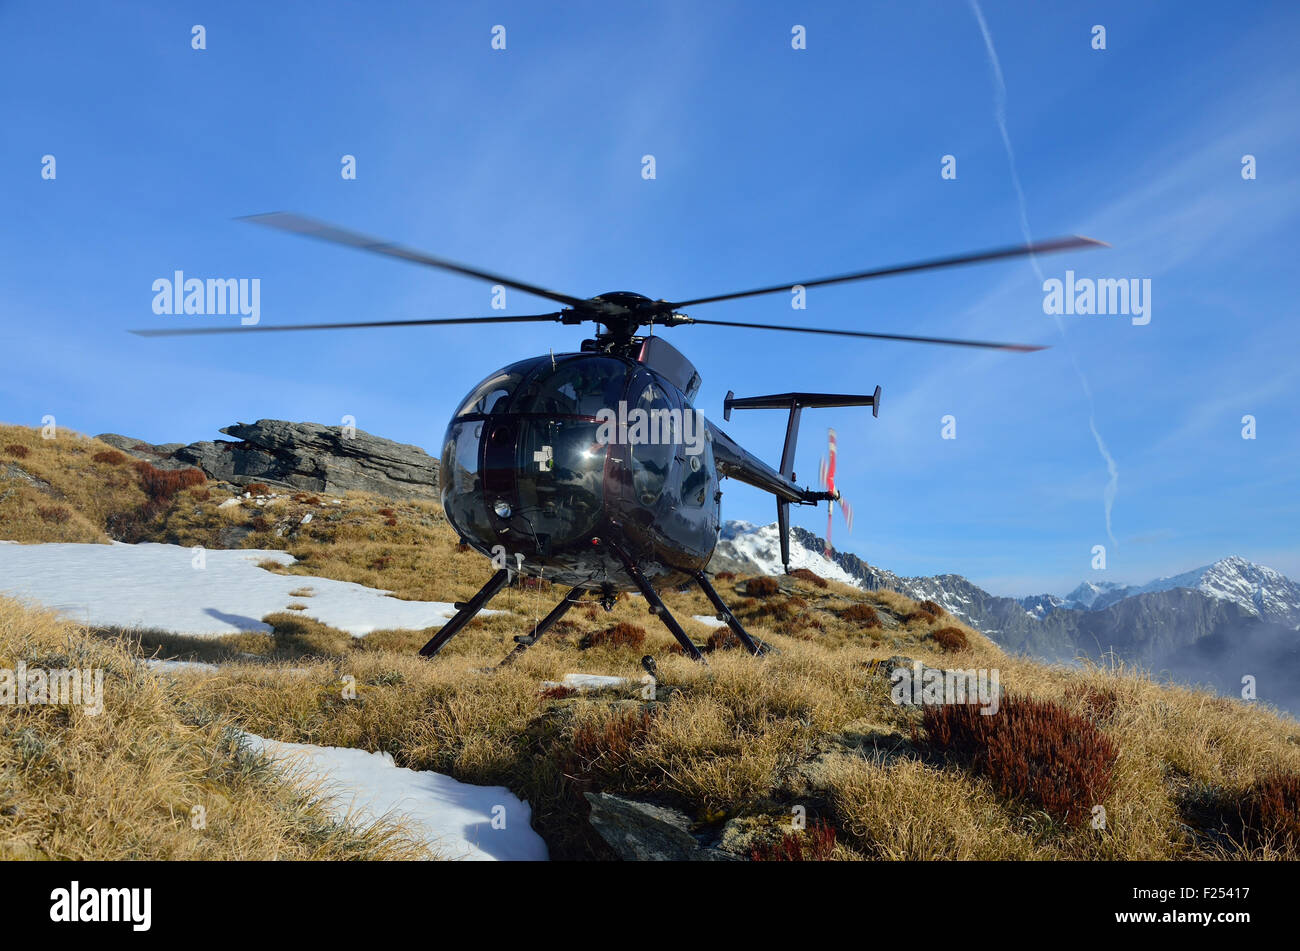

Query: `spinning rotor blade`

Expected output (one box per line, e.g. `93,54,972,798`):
242,212,590,309
839,497,854,534
665,235,1106,309
130,313,565,337
686,318,1046,352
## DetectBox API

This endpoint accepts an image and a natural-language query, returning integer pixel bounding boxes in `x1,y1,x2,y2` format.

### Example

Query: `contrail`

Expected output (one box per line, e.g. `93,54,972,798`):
967,0,1119,550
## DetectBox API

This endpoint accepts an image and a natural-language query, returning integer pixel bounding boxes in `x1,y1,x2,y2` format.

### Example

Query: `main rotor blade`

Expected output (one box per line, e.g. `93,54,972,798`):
130,313,565,337
242,212,590,309
685,317,1046,352
666,235,1106,309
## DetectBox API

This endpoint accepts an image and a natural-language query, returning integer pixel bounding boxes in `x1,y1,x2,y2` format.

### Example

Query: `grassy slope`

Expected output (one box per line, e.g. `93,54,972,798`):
2,422,1299,861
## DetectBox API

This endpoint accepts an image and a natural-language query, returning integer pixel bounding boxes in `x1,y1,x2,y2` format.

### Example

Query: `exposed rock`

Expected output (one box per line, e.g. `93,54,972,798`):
583,792,740,861
97,421,439,499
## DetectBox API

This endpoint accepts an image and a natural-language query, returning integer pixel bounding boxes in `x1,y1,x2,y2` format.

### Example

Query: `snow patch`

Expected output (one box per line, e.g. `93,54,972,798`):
0,541,472,637
240,734,548,861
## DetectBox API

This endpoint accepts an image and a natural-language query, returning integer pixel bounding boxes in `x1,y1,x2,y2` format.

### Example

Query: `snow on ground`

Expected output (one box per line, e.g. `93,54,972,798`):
143,658,220,674
692,614,728,628
240,734,548,861
540,673,638,693
0,541,472,637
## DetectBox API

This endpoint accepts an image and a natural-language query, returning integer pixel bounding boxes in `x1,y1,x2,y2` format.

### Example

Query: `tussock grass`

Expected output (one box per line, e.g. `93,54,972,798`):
0,596,426,859
6,422,1300,860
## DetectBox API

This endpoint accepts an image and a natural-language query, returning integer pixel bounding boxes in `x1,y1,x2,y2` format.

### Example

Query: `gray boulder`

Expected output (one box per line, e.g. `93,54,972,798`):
96,420,440,499
583,792,741,861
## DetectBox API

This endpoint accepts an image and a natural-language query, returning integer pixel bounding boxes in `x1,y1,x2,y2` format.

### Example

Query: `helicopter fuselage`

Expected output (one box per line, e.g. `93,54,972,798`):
441,336,725,591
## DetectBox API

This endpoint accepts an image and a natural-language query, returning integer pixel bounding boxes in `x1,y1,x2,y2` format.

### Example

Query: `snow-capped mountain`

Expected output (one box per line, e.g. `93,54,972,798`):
1052,557,1300,627
710,521,1300,713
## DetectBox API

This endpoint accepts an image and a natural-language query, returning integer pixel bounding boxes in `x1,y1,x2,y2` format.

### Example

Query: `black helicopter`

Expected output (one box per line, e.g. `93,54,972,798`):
136,214,1102,663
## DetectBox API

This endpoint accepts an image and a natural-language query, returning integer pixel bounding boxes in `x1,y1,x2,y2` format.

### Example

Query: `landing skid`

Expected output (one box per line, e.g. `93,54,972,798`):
693,570,769,656
419,557,761,667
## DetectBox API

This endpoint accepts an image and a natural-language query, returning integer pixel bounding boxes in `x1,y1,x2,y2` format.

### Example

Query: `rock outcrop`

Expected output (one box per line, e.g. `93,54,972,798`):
97,420,439,499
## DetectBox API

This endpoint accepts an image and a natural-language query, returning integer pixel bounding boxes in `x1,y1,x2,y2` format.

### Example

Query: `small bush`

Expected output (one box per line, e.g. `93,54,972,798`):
570,708,655,774
905,608,938,625
384,517,398,527
133,461,206,503
540,685,578,700
3,443,30,459
36,505,70,524
377,507,395,518
245,482,272,495
1065,683,1119,723
706,627,744,652
714,571,736,581
840,603,882,627
92,449,127,465
249,515,271,533
582,622,646,650
789,568,828,588
1238,773,1300,851
920,695,1118,826
919,599,945,617
929,626,970,653
746,576,780,597
752,820,838,861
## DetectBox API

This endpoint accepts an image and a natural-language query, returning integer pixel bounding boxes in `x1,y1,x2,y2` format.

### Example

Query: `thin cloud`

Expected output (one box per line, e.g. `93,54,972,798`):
968,0,1119,549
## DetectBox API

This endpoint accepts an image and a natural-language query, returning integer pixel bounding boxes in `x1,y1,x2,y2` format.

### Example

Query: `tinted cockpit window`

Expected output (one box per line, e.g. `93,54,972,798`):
514,357,629,418
455,360,534,418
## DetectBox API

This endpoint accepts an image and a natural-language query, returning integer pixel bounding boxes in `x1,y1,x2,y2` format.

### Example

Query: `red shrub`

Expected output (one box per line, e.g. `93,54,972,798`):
1237,773,1300,851
1065,683,1119,723
752,820,838,861
746,576,780,597
4,443,30,459
789,568,828,588
840,603,882,627
36,505,70,524
540,685,578,700
384,516,398,527
133,461,206,503
377,507,395,517
583,622,646,650
920,695,1118,826
919,599,945,617
92,449,127,465
929,626,970,653
245,482,271,495
905,608,938,625
714,570,736,581
570,708,654,773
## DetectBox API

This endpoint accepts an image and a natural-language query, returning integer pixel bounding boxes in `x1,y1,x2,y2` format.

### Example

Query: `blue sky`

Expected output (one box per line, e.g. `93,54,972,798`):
2,0,1297,597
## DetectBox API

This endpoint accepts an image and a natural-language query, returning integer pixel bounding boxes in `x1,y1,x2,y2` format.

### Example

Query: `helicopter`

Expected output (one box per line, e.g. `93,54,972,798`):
136,213,1103,664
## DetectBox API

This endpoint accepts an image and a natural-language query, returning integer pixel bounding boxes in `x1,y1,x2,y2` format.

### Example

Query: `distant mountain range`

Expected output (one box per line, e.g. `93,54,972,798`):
710,521,1300,714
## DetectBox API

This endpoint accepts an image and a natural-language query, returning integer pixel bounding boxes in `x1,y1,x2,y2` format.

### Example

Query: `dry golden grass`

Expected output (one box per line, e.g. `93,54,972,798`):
0,596,427,859
0,425,151,543
6,422,1300,860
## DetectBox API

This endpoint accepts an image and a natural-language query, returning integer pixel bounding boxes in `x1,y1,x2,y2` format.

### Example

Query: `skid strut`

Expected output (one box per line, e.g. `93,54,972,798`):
497,584,588,668
418,568,511,658
608,543,706,663
693,570,767,656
